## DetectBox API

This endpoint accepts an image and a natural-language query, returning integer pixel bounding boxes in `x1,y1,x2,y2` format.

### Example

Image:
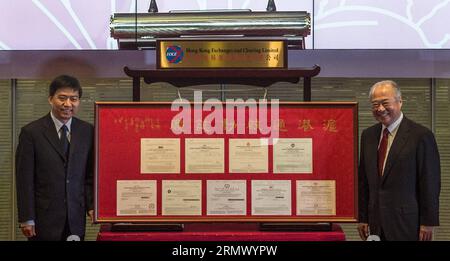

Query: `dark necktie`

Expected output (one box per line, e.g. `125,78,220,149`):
60,125,70,159
377,128,389,176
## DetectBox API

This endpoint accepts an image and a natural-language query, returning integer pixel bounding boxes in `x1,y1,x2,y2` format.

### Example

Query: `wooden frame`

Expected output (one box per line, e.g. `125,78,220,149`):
94,102,358,223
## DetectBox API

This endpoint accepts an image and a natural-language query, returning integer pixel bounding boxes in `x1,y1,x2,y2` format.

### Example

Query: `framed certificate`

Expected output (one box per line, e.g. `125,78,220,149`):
141,138,180,174
207,180,246,215
251,180,291,215
229,139,268,173
162,180,202,216
273,138,313,174
116,180,157,216
95,102,357,223
185,138,224,173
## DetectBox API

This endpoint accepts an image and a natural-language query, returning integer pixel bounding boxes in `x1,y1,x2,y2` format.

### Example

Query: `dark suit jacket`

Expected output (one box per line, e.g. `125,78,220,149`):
358,116,440,240
16,113,94,240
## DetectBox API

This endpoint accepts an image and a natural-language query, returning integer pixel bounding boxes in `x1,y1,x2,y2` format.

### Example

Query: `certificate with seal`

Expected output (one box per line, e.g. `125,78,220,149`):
185,138,224,173
229,139,268,173
207,180,246,215
162,180,202,215
296,180,336,215
273,138,313,173
251,180,291,215
141,138,180,174
116,180,156,216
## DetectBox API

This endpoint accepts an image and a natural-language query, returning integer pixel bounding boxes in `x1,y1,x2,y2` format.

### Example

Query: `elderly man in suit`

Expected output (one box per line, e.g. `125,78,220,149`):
357,80,440,241
16,75,94,241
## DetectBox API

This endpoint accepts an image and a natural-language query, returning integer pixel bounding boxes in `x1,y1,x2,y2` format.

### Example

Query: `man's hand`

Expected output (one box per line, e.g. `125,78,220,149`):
357,223,369,241
21,225,36,238
88,210,94,223
419,225,433,241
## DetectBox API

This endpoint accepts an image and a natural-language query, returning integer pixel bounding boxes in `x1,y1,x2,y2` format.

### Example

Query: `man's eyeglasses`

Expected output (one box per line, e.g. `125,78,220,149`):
56,95,80,102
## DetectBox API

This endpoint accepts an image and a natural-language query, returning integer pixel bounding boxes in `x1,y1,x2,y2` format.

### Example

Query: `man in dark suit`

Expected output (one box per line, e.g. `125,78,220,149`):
357,80,440,241
16,75,94,241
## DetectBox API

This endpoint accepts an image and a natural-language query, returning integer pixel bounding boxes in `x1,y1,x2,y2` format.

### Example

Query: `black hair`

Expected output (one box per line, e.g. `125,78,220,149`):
48,75,82,98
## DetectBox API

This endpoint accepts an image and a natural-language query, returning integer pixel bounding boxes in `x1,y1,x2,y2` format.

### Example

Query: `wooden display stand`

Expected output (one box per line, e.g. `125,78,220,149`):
97,223,346,241
95,66,356,238
123,66,321,102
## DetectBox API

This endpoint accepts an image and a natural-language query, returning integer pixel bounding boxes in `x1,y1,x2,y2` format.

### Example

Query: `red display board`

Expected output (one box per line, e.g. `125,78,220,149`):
95,102,358,223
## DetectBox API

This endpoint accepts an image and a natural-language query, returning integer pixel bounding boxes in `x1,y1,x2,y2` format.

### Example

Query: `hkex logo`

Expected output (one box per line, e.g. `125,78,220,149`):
166,46,184,64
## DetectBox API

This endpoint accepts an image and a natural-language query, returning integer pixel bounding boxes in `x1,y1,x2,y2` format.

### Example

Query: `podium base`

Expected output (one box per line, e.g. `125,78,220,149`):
259,222,332,232
110,223,184,232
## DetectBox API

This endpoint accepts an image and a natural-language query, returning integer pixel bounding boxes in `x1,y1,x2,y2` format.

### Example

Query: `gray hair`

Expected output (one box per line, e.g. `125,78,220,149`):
368,80,402,100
